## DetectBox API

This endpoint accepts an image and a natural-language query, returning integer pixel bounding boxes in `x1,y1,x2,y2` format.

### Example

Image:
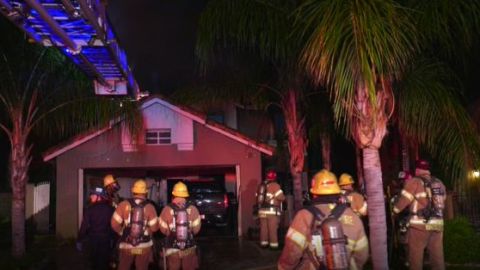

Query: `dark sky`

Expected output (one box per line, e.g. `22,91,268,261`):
107,0,207,95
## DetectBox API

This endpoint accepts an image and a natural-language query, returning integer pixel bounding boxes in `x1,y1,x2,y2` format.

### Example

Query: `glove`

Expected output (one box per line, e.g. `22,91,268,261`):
76,241,83,252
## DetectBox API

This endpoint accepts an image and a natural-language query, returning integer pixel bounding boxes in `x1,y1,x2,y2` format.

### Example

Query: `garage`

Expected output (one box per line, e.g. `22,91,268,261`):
43,96,273,238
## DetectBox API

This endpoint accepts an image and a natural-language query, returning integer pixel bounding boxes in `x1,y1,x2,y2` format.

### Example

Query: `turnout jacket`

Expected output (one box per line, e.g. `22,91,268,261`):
278,203,369,270
111,196,159,249
158,198,202,256
393,174,446,231
256,181,286,217
341,189,368,216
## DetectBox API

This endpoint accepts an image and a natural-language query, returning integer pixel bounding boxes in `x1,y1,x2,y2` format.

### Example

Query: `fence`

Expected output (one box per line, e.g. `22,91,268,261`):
26,181,50,233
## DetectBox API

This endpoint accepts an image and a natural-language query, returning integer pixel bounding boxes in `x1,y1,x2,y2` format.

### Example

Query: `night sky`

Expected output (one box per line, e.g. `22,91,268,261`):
107,0,206,95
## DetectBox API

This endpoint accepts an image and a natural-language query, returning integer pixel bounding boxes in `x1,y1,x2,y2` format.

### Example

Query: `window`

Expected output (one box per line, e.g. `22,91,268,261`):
145,129,171,145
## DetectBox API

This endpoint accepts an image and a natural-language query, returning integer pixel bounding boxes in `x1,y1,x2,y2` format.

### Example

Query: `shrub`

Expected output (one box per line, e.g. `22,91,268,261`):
444,217,480,264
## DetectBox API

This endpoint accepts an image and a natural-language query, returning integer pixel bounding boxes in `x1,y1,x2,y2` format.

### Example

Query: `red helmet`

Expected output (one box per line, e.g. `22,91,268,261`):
265,169,277,181
415,159,430,170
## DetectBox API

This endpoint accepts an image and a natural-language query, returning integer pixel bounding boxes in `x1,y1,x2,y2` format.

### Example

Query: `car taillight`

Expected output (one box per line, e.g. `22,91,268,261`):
224,194,229,208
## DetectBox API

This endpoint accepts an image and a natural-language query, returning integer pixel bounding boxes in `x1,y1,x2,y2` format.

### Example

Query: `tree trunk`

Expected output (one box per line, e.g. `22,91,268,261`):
363,147,388,269
320,131,331,170
355,146,364,192
282,89,306,211
10,127,30,258
401,134,410,172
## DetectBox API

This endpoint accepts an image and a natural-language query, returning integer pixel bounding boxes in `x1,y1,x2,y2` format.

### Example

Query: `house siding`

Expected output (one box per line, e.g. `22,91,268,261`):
55,122,261,238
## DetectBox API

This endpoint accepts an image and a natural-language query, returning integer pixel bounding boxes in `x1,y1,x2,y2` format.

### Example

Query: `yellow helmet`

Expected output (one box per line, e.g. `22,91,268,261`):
103,174,116,187
131,179,148,194
172,181,189,198
339,173,354,186
310,169,341,195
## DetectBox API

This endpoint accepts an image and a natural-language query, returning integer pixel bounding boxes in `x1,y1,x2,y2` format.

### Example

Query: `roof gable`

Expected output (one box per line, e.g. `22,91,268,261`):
43,96,274,161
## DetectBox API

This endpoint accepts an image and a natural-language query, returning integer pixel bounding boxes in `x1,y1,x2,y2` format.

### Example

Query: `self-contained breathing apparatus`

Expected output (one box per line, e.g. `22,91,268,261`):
417,177,445,223
256,181,269,208
122,199,150,246
306,204,349,270
168,203,195,250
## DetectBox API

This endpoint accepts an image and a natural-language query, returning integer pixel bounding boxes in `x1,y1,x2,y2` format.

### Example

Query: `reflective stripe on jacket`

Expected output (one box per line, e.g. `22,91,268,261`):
278,203,369,270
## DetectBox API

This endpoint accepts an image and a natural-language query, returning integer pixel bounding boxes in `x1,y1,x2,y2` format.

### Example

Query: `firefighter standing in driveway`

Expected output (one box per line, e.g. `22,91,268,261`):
393,160,446,270
256,168,285,249
77,187,115,270
158,181,202,270
278,169,369,270
111,179,159,270
338,173,368,217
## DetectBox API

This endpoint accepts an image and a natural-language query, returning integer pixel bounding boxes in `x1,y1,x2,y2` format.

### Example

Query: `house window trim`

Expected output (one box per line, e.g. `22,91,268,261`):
145,128,172,145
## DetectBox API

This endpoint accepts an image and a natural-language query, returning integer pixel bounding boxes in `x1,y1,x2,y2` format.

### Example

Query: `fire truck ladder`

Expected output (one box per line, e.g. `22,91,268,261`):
0,0,143,97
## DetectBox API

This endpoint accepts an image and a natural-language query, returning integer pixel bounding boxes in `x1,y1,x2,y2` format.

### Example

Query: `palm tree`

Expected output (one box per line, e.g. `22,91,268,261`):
196,0,309,210
0,22,139,258
297,0,480,268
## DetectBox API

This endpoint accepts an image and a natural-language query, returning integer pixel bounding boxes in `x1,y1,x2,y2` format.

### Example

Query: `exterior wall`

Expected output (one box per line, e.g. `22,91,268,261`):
55,122,262,238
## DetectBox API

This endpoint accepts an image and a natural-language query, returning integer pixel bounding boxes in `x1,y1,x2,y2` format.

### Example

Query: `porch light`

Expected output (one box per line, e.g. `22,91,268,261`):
472,170,480,178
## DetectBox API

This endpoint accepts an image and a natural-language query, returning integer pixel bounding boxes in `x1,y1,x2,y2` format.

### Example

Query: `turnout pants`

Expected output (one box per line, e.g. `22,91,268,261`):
166,247,199,270
260,215,279,248
118,247,152,270
407,227,445,270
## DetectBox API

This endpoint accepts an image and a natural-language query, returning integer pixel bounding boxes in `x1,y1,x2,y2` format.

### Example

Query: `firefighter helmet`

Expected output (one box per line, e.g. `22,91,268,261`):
131,179,148,194
338,173,354,186
310,169,341,195
265,168,277,181
415,159,430,170
103,174,116,187
172,181,189,198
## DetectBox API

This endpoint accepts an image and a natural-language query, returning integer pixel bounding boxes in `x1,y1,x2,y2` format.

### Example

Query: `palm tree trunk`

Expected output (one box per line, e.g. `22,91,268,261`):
282,89,306,211
401,133,410,172
10,126,30,258
320,131,331,170
355,146,364,192
363,147,388,269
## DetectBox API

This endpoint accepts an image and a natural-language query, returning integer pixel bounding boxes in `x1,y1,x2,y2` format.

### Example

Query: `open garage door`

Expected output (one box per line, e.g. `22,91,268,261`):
83,165,238,236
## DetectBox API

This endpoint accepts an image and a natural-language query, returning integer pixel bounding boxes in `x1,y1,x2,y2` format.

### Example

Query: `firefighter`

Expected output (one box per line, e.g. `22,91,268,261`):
338,173,368,216
393,159,446,270
104,174,122,208
111,179,159,270
256,168,285,249
77,187,115,270
158,181,201,270
278,169,369,270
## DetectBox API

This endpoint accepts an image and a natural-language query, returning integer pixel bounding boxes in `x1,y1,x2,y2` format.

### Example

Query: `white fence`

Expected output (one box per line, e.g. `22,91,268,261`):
26,181,50,233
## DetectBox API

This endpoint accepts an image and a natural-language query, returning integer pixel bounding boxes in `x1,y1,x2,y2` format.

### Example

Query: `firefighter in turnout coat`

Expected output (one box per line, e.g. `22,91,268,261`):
339,173,368,216
158,181,201,270
393,160,446,270
278,169,369,270
104,174,122,208
256,168,285,249
111,179,159,270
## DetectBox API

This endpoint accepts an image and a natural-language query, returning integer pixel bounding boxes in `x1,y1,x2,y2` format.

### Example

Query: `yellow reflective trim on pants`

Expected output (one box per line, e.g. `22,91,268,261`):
347,238,356,251
270,242,279,248
112,212,123,224
410,218,444,225
274,190,283,197
350,257,359,270
286,227,306,250
401,190,414,201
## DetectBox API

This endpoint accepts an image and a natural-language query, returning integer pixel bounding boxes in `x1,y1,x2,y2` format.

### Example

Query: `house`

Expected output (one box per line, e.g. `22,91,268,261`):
43,96,274,238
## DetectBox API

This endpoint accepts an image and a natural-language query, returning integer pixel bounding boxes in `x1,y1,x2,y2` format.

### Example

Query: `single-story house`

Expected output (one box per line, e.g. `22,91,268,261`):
43,96,274,238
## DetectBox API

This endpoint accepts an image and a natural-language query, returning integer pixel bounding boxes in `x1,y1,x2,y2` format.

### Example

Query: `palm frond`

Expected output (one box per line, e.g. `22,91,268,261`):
196,0,297,72
296,0,418,131
397,58,480,186
407,0,480,58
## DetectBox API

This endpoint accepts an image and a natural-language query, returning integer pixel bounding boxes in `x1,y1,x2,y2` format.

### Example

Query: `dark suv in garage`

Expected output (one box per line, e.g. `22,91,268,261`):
186,179,236,232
